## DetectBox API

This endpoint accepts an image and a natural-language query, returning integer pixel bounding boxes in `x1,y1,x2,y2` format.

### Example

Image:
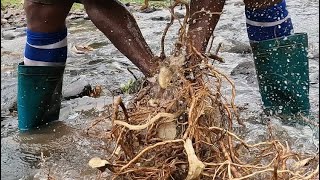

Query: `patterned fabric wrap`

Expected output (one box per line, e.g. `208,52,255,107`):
24,29,68,66
245,0,294,42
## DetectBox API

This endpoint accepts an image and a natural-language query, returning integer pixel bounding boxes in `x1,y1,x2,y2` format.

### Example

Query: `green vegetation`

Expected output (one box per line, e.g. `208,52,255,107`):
1,0,84,10
2,0,23,7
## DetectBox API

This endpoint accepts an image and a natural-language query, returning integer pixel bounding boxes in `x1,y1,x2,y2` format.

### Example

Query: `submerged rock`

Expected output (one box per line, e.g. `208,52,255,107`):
140,7,158,13
1,28,26,40
231,61,255,76
62,79,91,100
225,40,252,54
231,61,258,84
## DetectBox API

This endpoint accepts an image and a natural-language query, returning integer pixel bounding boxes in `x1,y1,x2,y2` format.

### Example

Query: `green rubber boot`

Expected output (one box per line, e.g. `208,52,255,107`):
250,33,310,117
17,63,65,131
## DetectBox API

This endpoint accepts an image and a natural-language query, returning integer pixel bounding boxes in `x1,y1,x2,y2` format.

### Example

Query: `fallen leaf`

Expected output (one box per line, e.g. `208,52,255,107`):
88,157,110,169
90,85,103,98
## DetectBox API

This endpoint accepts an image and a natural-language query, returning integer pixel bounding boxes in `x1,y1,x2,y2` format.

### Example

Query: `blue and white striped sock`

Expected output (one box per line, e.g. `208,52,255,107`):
24,29,68,66
245,0,294,42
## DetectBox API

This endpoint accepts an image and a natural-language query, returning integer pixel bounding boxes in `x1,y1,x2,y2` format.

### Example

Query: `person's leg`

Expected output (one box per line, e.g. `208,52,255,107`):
244,0,310,117
24,0,73,33
244,0,290,42
82,0,159,77
23,0,73,66
18,0,73,131
243,0,282,9
141,0,149,10
187,0,226,54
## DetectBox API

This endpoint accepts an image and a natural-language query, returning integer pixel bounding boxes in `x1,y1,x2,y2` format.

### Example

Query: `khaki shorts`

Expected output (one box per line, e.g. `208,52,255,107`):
26,0,81,5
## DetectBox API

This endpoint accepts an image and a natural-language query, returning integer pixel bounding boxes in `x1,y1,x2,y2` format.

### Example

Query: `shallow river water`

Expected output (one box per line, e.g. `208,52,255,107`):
1,0,319,179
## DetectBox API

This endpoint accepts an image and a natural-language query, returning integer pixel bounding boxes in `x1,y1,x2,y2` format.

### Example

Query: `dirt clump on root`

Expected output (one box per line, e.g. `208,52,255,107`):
87,2,319,180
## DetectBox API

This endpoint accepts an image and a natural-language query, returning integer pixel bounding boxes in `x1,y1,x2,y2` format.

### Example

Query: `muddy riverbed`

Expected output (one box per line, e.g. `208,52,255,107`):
1,0,319,179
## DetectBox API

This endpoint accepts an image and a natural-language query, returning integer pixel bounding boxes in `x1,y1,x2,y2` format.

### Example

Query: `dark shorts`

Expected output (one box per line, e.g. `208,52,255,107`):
26,0,82,5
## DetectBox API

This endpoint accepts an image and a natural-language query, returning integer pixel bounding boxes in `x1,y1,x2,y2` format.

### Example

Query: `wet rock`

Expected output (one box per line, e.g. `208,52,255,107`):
8,101,17,113
231,61,258,84
1,18,7,24
62,79,92,100
231,61,255,76
68,14,84,20
310,73,319,85
1,27,16,31
309,51,319,59
15,27,26,33
152,12,185,21
151,16,167,21
4,10,13,19
173,12,185,19
225,40,252,54
126,6,136,13
84,14,90,20
140,7,157,13
15,22,27,28
1,80,17,114
1,29,26,40
2,31,15,40
1,23,11,28
70,96,112,112
234,1,245,6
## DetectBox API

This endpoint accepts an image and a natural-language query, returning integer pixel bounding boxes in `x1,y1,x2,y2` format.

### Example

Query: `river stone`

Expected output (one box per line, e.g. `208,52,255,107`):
1,82,17,114
140,7,157,13
84,14,90,20
173,12,185,19
231,61,255,76
2,31,15,40
68,14,84,20
1,23,11,28
310,72,319,85
151,12,185,21
151,16,167,21
2,29,26,40
62,79,91,99
1,18,7,24
231,61,258,85
3,10,13,19
225,40,252,54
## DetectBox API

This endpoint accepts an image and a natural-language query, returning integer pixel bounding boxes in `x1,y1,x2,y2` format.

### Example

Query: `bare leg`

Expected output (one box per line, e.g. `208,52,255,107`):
186,0,283,54
82,0,159,77
243,0,283,9
24,0,73,32
187,0,226,54
141,0,149,10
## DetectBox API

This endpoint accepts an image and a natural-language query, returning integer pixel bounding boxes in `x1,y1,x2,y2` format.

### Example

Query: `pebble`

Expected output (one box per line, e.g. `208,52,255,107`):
3,10,12,19
1,18,8,24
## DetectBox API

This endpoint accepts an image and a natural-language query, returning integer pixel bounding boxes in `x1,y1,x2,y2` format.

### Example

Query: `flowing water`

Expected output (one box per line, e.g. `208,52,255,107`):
1,0,319,179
